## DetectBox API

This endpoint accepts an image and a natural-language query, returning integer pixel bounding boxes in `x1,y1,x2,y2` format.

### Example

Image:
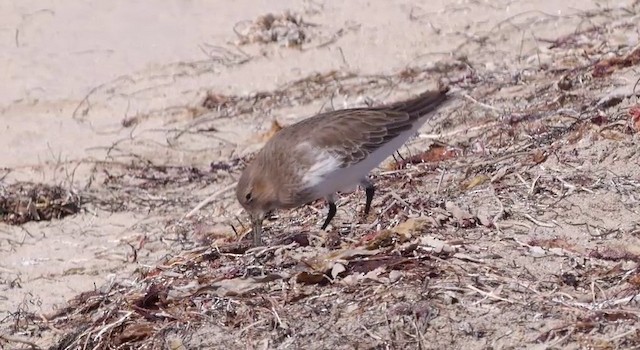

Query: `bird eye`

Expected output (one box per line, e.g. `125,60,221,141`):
245,192,252,202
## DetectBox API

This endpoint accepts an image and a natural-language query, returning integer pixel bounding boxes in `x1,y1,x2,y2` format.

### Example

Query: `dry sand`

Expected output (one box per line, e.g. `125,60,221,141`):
1,0,640,349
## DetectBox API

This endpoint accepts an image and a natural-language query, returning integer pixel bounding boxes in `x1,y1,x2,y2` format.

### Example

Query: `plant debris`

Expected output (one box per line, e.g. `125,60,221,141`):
389,143,461,170
630,105,640,132
592,45,640,77
5,4,640,350
0,182,81,225
234,12,313,48
87,162,229,212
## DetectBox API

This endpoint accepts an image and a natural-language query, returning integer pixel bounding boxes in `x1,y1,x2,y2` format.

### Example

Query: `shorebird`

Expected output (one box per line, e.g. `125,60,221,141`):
236,85,454,245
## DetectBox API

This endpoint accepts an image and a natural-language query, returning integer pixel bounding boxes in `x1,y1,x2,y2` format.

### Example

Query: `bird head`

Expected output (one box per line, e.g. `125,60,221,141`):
236,158,278,244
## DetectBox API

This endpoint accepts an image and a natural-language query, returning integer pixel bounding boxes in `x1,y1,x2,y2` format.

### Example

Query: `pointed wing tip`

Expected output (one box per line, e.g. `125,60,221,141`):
416,83,451,101
437,82,450,95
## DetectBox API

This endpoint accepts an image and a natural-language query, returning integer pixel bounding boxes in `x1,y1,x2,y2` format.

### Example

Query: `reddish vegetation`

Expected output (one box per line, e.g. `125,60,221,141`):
527,238,576,252
394,144,460,169
592,46,640,77
630,105,640,132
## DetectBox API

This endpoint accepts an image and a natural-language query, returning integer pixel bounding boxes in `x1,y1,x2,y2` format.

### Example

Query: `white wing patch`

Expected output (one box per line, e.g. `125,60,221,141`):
299,142,342,188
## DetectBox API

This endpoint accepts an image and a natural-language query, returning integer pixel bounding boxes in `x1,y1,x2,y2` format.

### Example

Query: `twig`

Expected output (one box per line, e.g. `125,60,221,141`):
606,327,640,342
388,191,412,209
184,182,237,218
0,334,41,349
360,324,383,341
436,169,446,194
461,93,502,112
467,284,524,305
95,311,133,339
522,213,555,228
238,319,269,335
530,174,541,194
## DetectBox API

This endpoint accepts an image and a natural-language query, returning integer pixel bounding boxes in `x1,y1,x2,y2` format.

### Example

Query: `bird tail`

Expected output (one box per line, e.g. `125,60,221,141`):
383,84,452,121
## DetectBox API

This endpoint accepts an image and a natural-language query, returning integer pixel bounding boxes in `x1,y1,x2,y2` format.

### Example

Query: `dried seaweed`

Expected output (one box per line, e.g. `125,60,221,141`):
0,182,81,225
234,12,314,48
4,4,640,350
592,45,640,77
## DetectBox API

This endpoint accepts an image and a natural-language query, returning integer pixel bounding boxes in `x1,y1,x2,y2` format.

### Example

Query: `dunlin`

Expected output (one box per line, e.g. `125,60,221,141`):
237,86,453,245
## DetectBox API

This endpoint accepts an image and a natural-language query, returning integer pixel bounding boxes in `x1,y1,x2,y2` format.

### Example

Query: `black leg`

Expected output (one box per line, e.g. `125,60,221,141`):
363,180,375,215
321,201,337,230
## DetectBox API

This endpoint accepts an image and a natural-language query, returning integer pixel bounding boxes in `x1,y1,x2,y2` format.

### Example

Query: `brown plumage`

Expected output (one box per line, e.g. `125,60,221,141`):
237,86,454,245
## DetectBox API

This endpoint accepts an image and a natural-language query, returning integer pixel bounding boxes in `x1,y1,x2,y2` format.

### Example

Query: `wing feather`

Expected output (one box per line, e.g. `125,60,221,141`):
303,89,451,167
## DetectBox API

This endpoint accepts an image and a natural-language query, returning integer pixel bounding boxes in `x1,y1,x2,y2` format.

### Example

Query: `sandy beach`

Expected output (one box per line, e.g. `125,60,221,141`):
2,0,640,348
